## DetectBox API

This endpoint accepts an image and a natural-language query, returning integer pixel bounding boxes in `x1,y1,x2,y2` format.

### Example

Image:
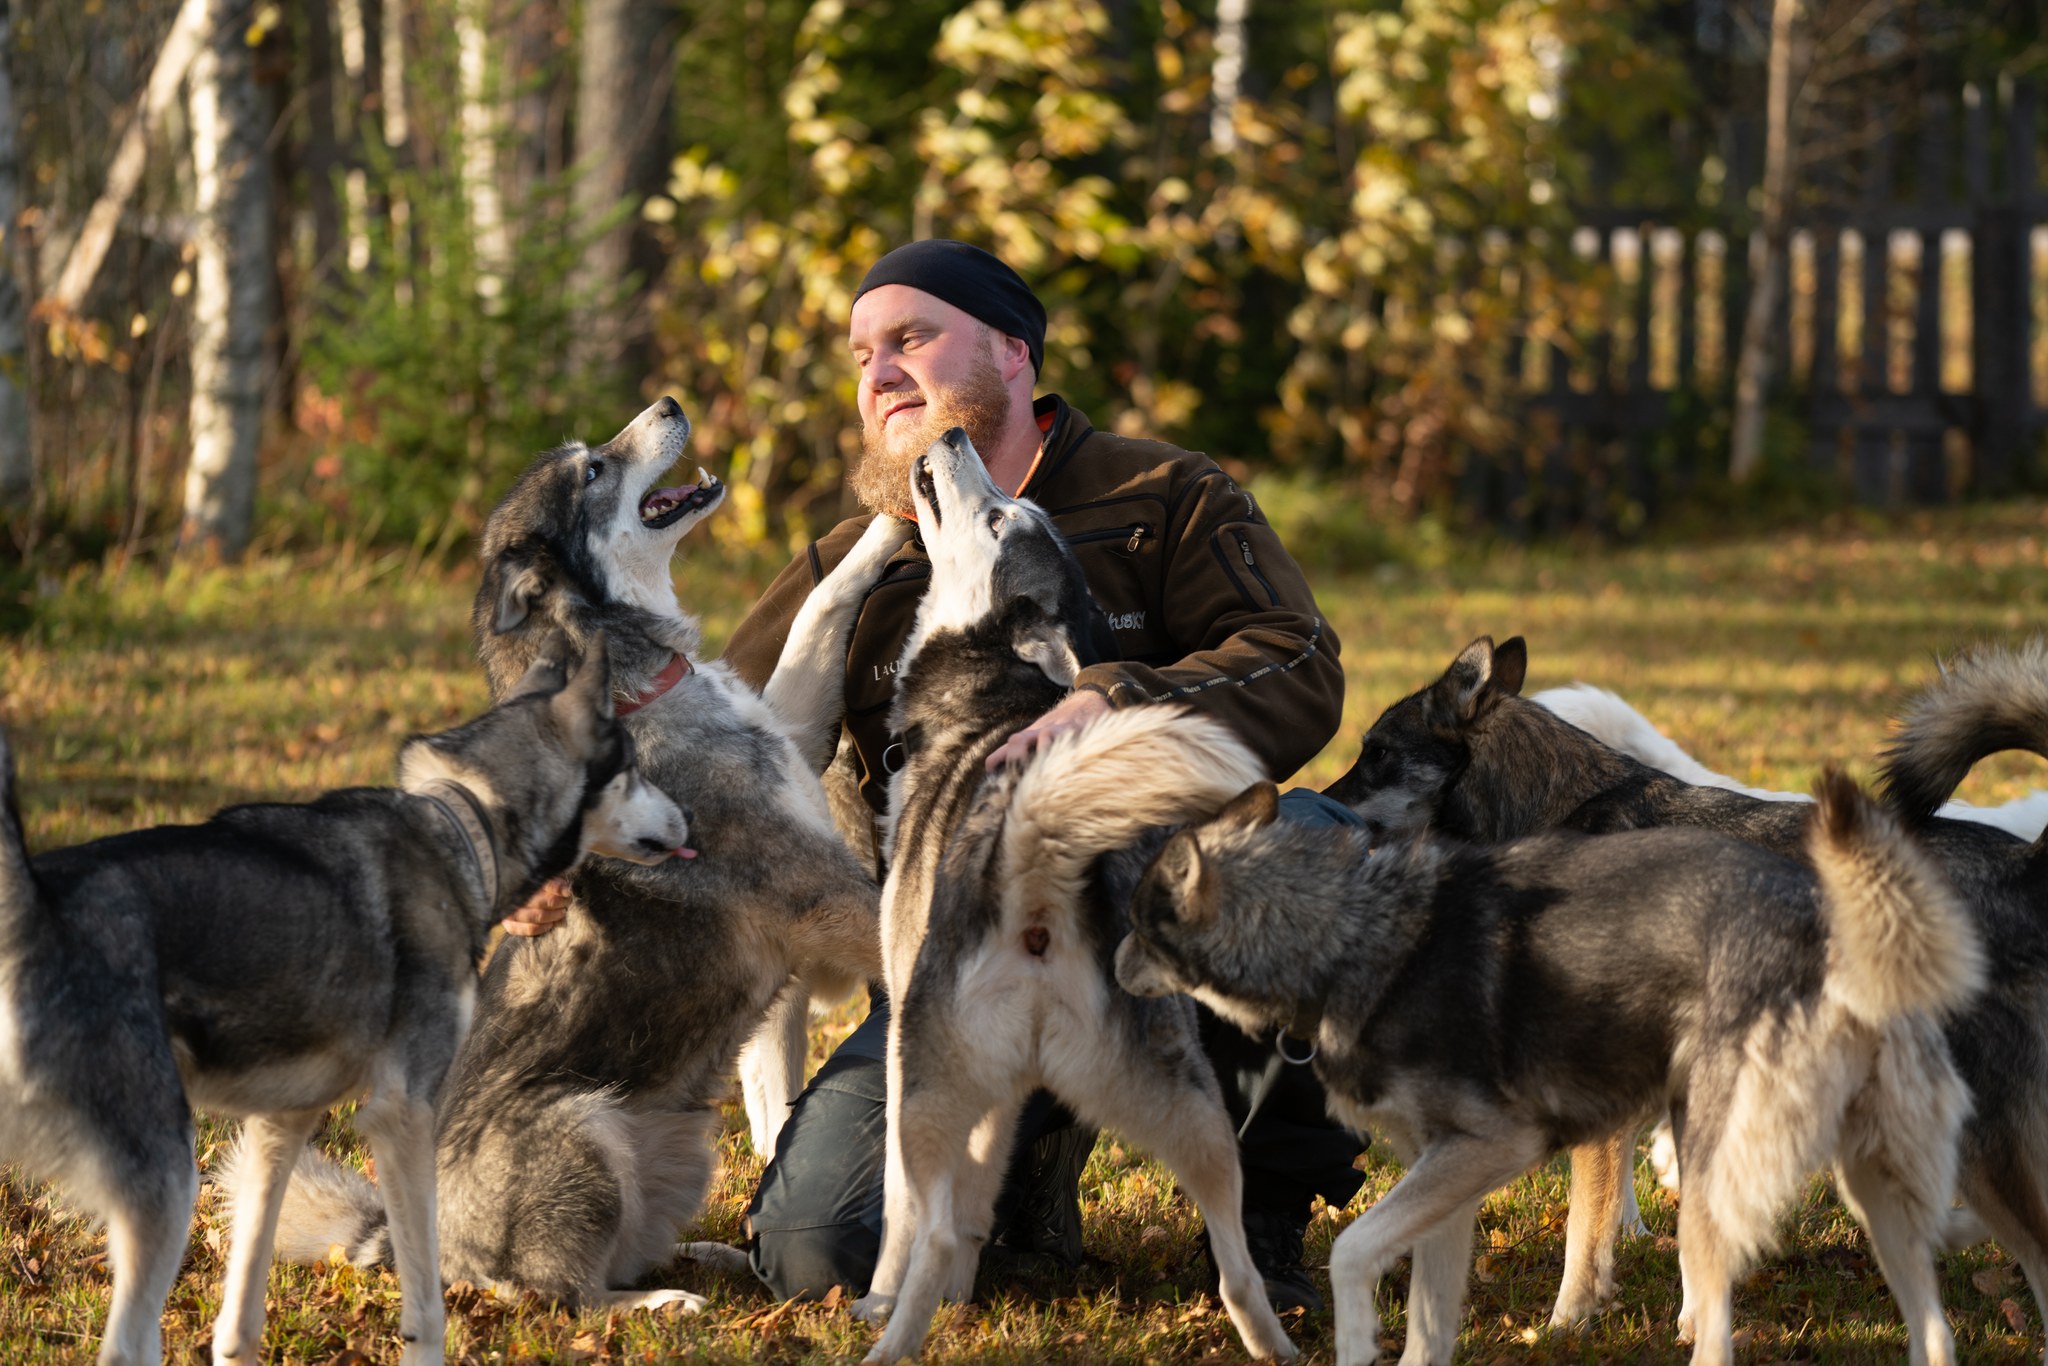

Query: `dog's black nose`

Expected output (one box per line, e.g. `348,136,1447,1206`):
656,395,682,420
941,426,969,453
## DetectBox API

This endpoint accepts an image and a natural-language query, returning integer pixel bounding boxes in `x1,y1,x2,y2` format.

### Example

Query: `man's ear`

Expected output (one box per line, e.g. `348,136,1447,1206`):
1141,830,1217,928
1014,620,1083,687
1215,780,1281,831
489,547,552,635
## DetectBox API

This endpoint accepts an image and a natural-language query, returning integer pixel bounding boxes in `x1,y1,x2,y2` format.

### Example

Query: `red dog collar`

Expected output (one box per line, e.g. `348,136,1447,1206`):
617,653,692,715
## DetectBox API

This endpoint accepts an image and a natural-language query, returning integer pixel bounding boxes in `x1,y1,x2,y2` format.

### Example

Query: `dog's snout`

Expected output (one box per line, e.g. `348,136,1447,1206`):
655,395,682,421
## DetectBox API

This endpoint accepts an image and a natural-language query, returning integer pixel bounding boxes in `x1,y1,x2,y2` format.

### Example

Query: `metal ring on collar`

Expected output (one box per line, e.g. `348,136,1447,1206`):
1275,1029,1317,1065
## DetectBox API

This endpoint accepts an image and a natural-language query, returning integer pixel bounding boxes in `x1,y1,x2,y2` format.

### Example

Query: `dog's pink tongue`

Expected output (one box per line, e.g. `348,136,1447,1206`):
675,846,699,860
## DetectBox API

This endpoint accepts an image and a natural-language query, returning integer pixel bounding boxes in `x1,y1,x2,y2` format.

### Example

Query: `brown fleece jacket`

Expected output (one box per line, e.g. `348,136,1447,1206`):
721,395,1345,814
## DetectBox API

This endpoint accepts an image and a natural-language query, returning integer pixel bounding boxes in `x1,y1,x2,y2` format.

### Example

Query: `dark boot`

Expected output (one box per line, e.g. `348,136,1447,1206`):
986,1121,1096,1273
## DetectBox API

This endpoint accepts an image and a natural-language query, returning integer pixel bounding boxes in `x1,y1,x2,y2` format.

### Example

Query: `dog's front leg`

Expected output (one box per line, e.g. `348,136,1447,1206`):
1550,1130,1628,1327
211,1109,324,1366
358,1089,447,1366
738,980,809,1158
1400,1200,1480,1366
1328,1134,1543,1366
850,1013,914,1325
759,515,911,772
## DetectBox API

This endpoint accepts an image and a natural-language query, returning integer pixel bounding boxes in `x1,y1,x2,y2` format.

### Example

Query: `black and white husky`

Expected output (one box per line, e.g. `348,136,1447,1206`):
848,428,1297,1363
1329,634,2048,1358
0,644,688,1366
271,397,905,1310
1117,770,1981,1366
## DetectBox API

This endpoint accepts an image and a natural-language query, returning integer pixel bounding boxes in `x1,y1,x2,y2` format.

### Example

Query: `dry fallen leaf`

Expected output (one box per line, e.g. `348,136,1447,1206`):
1973,1264,2017,1296
820,1284,844,1310
2001,1298,2028,1334
1472,1254,1498,1284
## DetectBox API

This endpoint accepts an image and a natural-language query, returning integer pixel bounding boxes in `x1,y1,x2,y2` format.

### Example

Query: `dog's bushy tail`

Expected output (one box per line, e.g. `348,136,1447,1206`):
1000,704,1266,906
1809,767,1985,1026
230,1138,393,1269
0,730,37,935
1880,638,2048,829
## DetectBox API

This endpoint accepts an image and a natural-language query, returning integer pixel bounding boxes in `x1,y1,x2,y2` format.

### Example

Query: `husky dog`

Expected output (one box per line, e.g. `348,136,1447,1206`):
271,397,906,1309
847,428,1296,1364
0,645,688,1366
1117,772,1981,1366
1534,681,2048,838
1330,635,2048,1351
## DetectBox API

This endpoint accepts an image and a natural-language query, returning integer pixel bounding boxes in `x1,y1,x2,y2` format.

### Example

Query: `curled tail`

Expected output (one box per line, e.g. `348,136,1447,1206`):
1880,638,2048,828
1809,767,1985,1026
227,1136,392,1269
998,705,1267,904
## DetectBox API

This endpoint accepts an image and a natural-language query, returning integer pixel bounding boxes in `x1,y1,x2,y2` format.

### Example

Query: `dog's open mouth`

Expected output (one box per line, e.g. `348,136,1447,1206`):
913,456,941,529
639,471,723,530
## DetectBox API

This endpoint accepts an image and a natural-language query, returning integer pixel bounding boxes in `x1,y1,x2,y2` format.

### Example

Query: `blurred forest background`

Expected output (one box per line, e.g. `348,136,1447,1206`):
4,0,2047,572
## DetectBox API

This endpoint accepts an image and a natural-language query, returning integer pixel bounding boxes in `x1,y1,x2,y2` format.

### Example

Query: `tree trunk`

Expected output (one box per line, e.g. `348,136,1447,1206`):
181,0,274,559
1729,0,1802,485
456,0,508,309
1211,0,1247,156
47,0,209,316
0,0,29,507
572,0,675,371
302,0,344,288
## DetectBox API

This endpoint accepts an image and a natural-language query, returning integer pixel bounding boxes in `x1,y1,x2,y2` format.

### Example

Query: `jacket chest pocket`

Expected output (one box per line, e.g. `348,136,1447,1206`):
1066,520,1169,660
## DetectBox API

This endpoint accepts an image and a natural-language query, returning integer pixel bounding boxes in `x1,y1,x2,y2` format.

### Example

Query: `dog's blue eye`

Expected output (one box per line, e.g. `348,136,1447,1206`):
585,461,603,484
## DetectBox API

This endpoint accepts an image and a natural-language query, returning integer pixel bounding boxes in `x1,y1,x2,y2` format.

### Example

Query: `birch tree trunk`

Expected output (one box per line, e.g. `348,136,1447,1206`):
0,0,29,506
1729,0,1803,485
456,0,508,310
181,0,273,558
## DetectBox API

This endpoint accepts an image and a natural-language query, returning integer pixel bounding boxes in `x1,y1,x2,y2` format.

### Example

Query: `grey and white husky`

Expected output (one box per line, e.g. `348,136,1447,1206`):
271,397,904,1310
0,644,689,1366
1328,634,2048,1357
849,428,1297,1363
1117,771,1982,1366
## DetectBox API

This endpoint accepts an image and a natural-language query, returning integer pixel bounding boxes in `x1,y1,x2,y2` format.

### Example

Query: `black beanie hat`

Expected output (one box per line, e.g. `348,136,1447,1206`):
853,239,1047,376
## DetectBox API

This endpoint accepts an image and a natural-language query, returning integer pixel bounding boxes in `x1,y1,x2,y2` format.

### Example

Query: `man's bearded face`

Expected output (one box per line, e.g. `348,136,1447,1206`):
848,327,1012,516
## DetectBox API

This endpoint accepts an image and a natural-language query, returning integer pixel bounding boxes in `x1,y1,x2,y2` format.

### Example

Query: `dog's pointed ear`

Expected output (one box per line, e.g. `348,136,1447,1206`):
1216,780,1282,831
1493,637,1528,698
1431,635,1516,725
566,631,616,718
1143,829,1218,928
488,546,552,635
1014,621,1084,688
508,652,568,701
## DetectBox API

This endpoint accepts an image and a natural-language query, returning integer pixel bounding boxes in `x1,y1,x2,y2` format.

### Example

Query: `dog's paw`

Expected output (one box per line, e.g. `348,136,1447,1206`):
849,1292,895,1324
623,1287,709,1314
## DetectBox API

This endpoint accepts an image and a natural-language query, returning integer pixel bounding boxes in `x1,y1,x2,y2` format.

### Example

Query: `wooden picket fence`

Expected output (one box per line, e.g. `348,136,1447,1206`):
1461,78,2048,532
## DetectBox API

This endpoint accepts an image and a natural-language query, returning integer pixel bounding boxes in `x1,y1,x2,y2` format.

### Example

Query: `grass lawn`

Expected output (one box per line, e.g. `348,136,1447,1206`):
2,499,2044,1362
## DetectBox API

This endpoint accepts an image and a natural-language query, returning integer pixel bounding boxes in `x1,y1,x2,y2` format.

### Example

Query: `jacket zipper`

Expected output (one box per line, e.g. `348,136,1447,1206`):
1069,522,1152,555
1235,533,1279,606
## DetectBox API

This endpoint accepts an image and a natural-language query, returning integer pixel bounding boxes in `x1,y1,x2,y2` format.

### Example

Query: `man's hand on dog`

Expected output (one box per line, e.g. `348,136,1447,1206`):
503,876,572,936
986,689,1111,770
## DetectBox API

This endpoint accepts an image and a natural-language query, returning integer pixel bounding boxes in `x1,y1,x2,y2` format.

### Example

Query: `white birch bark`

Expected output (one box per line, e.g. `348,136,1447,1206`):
1730,0,1802,484
1211,0,1248,156
181,0,273,558
47,0,209,313
456,0,508,309
0,0,31,506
